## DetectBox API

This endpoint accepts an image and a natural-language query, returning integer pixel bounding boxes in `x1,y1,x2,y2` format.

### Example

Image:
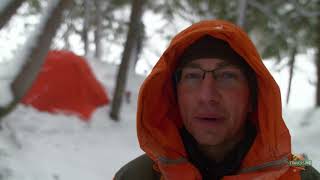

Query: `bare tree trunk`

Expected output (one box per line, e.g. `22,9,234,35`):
94,0,103,60
286,46,297,105
128,20,144,77
0,0,73,119
110,0,145,121
135,20,144,67
83,0,90,56
127,39,138,77
237,0,248,28
316,13,320,106
317,51,320,106
63,20,71,49
0,0,25,29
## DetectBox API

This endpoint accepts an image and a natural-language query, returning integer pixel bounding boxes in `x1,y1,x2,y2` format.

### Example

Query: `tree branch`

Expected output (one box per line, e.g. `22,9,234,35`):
248,0,291,36
0,0,25,29
0,0,73,119
288,0,320,17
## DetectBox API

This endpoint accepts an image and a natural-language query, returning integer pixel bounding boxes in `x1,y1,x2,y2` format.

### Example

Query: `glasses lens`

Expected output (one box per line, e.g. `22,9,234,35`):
179,66,247,89
180,68,203,86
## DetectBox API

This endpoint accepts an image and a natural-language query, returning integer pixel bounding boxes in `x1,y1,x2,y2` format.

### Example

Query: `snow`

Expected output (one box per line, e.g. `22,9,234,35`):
0,0,60,107
0,2,42,106
0,58,23,106
0,60,145,180
0,61,14,106
283,109,320,170
263,49,317,109
0,105,143,180
0,2,41,64
0,57,319,180
0,8,319,179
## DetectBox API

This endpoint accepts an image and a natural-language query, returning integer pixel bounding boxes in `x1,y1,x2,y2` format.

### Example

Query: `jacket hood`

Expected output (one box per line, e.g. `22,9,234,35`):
136,20,293,179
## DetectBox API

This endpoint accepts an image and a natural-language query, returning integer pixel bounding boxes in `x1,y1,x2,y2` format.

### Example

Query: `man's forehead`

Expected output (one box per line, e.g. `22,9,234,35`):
183,58,239,69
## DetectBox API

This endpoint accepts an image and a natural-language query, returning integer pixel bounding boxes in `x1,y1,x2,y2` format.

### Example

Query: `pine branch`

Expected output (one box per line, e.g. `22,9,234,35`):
288,0,320,17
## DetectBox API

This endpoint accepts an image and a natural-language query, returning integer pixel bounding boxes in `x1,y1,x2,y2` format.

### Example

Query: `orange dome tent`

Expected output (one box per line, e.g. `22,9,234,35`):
21,50,109,121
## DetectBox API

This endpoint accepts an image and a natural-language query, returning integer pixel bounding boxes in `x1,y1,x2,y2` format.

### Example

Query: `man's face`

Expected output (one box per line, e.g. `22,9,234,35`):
177,58,251,146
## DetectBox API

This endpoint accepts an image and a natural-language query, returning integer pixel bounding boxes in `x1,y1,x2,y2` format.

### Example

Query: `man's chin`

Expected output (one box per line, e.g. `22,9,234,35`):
193,134,225,146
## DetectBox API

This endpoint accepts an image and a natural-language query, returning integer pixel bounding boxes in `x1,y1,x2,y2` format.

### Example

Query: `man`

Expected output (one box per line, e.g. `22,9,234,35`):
114,20,320,180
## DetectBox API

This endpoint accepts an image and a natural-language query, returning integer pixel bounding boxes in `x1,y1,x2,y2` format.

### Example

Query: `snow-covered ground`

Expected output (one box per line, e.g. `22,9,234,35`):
0,57,319,180
0,2,318,179
0,60,145,180
284,109,320,170
0,104,144,180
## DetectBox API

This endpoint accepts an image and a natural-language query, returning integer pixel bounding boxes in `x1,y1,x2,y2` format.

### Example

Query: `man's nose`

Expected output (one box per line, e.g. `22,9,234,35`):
198,73,221,104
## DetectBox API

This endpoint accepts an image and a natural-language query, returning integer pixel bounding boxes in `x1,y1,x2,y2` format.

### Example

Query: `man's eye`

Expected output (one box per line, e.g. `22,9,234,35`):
183,72,202,79
215,72,238,80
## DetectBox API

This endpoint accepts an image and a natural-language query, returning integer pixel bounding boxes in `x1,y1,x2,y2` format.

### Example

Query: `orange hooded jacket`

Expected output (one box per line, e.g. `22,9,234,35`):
136,20,301,179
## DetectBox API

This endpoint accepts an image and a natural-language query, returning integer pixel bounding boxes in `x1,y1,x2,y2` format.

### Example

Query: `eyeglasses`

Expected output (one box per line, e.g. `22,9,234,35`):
176,65,248,90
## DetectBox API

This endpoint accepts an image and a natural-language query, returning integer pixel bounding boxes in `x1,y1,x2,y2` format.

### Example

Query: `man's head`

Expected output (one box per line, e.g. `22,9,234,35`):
175,35,257,146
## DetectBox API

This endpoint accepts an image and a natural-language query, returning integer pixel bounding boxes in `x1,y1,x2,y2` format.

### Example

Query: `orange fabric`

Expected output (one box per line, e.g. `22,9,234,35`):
22,50,109,121
137,20,302,179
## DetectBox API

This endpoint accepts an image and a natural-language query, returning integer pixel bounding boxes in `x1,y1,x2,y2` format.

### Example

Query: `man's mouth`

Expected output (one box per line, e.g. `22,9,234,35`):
195,116,224,122
199,117,218,121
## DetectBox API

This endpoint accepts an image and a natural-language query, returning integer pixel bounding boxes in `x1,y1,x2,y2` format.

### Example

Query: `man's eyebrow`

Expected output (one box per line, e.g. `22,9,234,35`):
184,63,201,68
